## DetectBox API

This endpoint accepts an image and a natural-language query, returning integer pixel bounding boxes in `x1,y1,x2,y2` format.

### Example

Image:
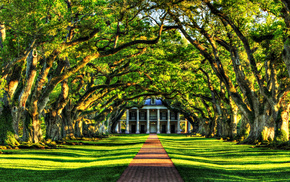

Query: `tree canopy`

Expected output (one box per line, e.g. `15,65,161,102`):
0,0,290,145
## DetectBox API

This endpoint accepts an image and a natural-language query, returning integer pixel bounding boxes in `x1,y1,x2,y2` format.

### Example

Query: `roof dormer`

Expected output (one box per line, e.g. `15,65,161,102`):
151,97,155,105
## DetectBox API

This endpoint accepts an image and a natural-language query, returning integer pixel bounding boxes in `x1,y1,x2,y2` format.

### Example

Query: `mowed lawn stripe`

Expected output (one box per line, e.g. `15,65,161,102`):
0,134,148,182
159,134,290,182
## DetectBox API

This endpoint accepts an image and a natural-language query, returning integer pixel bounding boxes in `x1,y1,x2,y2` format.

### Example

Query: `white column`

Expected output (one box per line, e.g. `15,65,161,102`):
115,123,119,133
167,110,170,134
187,120,191,133
136,109,140,134
157,109,160,134
119,121,121,133
177,112,180,134
146,109,150,134
126,109,129,134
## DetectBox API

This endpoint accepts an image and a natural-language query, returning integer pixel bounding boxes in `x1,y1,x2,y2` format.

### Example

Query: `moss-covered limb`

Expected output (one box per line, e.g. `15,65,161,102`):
19,51,38,108
7,63,22,100
0,106,19,146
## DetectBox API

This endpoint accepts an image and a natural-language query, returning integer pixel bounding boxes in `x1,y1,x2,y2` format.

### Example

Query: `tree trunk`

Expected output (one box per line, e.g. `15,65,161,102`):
230,100,238,138
0,106,19,146
275,101,290,142
198,119,210,136
62,103,75,138
209,118,217,137
216,106,233,138
46,77,69,141
108,106,126,134
238,115,250,139
22,111,31,142
11,106,19,139
74,120,83,137
17,51,39,142
186,116,199,133
216,118,222,137
31,113,42,143
46,111,62,141
242,111,275,144
219,119,231,138
62,117,74,138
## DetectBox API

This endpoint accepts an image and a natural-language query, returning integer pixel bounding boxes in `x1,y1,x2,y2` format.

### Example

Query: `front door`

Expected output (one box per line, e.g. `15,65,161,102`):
171,124,175,133
150,123,157,133
140,125,145,133
161,125,166,133
131,125,136,133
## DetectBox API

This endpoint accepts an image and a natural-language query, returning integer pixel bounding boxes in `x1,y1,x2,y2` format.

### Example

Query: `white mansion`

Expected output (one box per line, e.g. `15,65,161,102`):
115,98,191,134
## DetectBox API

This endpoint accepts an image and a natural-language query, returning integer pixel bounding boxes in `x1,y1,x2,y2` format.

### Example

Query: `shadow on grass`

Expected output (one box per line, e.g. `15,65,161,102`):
159,135,213,141
176,165,290,182
91,142,145,146
66,139,145,145
0,135,149,182
159,135,290,181
0,164,128,182
168,151,290,166
57,146,142,153
0,151,138,163
166,147,289,159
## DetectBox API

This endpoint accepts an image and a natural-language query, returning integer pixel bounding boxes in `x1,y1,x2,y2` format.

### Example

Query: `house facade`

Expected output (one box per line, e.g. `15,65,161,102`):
115,98,191,134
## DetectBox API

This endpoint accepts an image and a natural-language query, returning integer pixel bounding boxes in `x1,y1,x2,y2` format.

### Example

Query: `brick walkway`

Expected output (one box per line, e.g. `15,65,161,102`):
117,134,184,182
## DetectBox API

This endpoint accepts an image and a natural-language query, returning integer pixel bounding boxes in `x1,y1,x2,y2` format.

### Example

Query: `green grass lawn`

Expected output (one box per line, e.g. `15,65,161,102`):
158,134,290,182
2,134,290,182
0,134,148,182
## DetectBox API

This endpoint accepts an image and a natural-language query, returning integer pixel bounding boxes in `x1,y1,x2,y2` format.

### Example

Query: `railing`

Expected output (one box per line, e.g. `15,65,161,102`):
150,116,157,120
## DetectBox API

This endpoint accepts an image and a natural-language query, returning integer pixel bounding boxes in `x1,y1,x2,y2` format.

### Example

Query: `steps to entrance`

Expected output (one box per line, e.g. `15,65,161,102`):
117,134,184,182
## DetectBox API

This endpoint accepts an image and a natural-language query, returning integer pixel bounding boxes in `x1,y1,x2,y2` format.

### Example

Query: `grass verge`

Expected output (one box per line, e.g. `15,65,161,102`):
158,134,290,182
0,134,148,182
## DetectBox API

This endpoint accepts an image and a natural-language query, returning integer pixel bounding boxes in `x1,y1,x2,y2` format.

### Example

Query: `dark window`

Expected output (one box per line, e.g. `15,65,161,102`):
161,112,167,120
171,112,177,120
140,112,146,120
150,110,157,120
130,112,136,120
